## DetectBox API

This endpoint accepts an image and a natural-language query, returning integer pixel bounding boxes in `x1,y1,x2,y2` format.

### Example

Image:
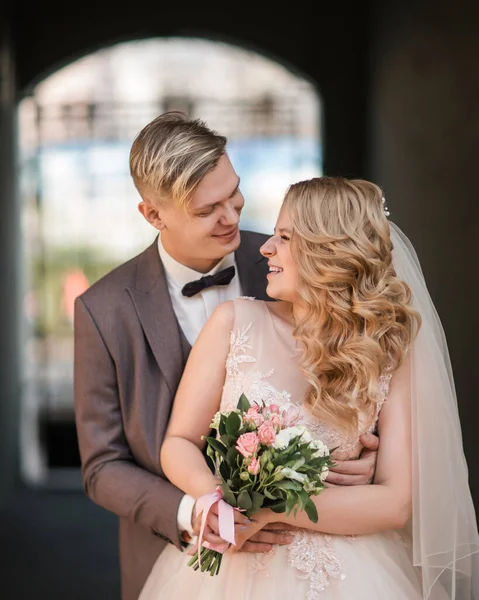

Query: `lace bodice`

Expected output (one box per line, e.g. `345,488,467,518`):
221,298,391,458
220,298,393,598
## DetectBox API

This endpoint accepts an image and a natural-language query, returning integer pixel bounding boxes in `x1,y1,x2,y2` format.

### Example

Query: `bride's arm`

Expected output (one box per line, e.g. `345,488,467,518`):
160,301,234,499
258,353,413,537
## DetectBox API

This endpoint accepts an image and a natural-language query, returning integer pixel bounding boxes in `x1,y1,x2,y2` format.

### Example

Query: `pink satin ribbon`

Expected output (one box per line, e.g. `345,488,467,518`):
193,487,236,567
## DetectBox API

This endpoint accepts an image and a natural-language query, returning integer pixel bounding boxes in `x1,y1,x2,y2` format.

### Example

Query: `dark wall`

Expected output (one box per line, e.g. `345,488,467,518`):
0,23,21,505
370,0,479,499
2,0,478,510
12,1,372,178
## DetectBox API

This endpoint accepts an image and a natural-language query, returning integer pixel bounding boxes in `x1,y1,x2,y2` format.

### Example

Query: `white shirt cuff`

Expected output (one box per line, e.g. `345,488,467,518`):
177,493,196,540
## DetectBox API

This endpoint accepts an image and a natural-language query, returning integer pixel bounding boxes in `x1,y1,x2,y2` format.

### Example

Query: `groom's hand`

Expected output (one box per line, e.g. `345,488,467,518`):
240,522,295,552
325,432,379,486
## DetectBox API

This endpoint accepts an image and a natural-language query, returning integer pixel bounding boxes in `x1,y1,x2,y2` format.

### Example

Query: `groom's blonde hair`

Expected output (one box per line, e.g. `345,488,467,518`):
129,111,227,207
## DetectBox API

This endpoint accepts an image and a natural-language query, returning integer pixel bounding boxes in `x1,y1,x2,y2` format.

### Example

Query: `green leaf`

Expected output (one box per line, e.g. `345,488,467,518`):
269,487,286,500
237,490,253,511
308,457,330,469
218,416,227,436
250,491,264,512
221,484,237,507
276,480,302,492
220,433,237,446
263,488,278,500
300,446,312,462
298,490,310,510
226,446,240,468
284,453,303,468
285,491,299,516
268,500,286,513
226,411,242,436
219,460,231,482
205,436,227,458
304,498,318,523
231,478,243,490
237,393,251,412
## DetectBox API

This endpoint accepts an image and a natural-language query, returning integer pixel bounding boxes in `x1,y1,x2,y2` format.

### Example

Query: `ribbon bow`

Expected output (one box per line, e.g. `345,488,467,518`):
193,487,236,567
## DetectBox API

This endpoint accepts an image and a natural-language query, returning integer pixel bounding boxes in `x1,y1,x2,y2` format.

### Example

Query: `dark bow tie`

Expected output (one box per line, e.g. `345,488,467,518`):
181,265,236,298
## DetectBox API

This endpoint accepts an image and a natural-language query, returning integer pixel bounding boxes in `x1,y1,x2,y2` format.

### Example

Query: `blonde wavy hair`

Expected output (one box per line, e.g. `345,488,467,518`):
283,177,421,435
129,111,226,207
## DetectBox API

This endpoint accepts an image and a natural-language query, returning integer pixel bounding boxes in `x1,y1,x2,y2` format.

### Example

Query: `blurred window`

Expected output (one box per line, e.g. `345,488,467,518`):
18,37,322,486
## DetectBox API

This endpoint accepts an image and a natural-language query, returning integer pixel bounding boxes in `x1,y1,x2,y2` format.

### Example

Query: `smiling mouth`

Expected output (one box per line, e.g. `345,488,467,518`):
267,265,283,275
213,228,238,239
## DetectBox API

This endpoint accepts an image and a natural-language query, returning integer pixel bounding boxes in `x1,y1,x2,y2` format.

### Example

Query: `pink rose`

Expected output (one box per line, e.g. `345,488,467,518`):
236,432,259,458
248,456,260,475
244,406,264,428
269,404,281,414
257,420,277,446
282,405,301,427
270,413,282,429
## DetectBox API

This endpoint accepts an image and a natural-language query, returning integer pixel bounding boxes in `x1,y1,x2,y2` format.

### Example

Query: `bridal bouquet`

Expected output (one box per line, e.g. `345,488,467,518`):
188,394,333,576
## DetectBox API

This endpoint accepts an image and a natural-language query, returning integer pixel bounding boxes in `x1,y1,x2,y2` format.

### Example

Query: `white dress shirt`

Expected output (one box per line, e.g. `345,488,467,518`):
157,235,243,539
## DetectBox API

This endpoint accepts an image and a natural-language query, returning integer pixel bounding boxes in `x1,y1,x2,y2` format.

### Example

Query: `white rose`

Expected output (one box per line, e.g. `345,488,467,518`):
290,425,307,438
300,429,313,444
320,466,329,482
273,425,308,449
310,439,329,458
280,467,309,484
273,430,289,450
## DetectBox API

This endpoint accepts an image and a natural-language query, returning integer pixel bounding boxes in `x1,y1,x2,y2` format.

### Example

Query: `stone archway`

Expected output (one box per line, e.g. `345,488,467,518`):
18,36,323,488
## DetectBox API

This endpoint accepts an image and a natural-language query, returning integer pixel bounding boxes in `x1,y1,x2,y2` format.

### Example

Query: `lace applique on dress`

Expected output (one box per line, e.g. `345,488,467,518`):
225,323,256,374
306,420,356,454
287,532,346,599
249,531,348,598
222,322,294,412
377,369,393,414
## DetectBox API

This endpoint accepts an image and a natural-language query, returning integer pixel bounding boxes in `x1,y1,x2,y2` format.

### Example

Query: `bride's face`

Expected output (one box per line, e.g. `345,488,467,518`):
260,207,300,302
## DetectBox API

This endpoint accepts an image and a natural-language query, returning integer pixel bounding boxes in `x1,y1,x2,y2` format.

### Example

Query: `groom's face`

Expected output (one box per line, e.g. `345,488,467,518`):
139,154,244,273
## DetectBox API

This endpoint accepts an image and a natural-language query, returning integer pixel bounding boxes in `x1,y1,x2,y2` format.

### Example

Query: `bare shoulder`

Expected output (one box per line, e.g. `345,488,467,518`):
193,301,235,351
209,297,265,331
208,300,235,329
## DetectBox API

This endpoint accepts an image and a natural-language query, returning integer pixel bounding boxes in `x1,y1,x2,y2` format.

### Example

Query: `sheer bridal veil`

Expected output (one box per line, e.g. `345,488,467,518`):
389,222,479,599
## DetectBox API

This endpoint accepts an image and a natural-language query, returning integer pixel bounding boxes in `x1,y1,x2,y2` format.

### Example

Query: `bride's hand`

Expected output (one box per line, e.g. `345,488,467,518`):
228,509,277,553
192,501,252,547
194,504,295,552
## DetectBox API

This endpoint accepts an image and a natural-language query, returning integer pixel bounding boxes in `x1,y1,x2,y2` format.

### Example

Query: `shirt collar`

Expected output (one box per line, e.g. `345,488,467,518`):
157,234,236,288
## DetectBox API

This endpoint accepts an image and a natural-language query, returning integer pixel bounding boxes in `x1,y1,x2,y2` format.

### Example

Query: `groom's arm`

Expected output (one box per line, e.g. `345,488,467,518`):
74,296,185,550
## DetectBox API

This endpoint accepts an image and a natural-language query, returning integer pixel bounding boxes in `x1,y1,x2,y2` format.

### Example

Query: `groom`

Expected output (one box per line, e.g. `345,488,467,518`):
74,112,379,600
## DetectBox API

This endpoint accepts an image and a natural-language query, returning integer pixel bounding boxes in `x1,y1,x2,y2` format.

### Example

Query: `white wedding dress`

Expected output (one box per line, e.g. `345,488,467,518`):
140,298,445,600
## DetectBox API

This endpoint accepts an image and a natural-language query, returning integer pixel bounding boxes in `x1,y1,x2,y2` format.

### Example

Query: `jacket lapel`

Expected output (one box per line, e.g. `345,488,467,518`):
127,232,268,395
127,237,183,396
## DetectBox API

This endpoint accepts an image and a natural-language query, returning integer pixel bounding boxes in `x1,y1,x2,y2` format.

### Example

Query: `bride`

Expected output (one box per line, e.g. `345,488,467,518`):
139,176,479,599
